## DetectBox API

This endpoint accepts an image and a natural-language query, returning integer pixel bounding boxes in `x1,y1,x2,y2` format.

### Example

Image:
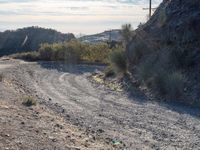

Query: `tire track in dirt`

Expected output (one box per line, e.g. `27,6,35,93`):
12,62,200,150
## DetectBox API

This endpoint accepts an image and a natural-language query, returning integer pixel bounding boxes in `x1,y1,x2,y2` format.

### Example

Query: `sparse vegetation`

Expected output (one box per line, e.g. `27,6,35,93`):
120,24,133,46
82,43,112,63
137,59,185,99
101,25,132,77
104,66,116,78
0,74,3,82
137,59,155,83
12,40,113,64
22,96,37,107
109,49,127,74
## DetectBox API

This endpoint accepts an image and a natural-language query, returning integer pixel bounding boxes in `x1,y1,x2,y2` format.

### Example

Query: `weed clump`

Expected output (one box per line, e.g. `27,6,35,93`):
22,96,37,107
137,60,185,99
109,50,127,74
104,66,116,78
0,74,3,82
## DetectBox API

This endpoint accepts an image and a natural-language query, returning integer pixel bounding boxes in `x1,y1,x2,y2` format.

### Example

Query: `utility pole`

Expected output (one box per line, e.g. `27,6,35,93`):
143,0,156,19
149,0,152,19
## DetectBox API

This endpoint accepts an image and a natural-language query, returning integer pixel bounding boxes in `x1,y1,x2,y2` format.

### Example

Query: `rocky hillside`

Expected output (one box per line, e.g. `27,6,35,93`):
127,0,200,104
129,0,200,67
0,27,75,56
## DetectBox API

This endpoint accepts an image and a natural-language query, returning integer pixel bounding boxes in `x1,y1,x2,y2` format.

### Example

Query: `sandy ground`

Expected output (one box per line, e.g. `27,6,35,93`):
1,58,200,150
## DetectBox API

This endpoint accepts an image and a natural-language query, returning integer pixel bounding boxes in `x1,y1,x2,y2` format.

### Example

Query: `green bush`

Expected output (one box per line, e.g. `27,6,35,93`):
39,43,57,61
12,40,113,64
109,49,127,74
22,96,37,107
150,71,185,99
137,60,185,99
82,43,112,63
38,40,112,63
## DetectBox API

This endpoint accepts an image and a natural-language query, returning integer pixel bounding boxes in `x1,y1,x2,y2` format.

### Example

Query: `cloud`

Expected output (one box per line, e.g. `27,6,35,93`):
0,0,163,34
0,0,37,3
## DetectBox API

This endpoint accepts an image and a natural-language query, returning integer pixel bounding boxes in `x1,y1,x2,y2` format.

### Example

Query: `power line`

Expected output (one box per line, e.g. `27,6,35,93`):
143,0,157,18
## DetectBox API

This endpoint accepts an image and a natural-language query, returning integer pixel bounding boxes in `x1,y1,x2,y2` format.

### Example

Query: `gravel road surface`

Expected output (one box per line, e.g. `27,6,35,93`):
1,59,200,150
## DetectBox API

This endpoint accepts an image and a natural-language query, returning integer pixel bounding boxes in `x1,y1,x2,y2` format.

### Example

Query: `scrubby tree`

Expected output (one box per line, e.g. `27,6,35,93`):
120,24,133,47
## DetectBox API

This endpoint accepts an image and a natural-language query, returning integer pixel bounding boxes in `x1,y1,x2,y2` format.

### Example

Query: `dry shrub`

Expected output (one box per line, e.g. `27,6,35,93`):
22,96,37,107
137,59,185,99
0,74,3,82
39,40,112,63
109,49,127,74
164,72,185,98
104,66,116,78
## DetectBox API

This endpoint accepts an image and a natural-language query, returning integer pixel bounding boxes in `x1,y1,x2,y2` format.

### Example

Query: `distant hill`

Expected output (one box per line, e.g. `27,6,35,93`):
79,29,122,43
0,26,75,56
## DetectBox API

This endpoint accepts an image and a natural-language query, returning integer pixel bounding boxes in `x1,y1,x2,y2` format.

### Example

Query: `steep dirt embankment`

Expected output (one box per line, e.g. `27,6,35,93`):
127,0,200,103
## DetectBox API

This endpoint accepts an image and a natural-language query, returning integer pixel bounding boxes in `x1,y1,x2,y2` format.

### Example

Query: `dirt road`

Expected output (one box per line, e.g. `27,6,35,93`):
1,59,200,150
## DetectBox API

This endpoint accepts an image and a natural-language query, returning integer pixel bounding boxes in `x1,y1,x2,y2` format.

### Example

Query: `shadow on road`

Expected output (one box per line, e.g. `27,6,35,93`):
37,61,105,75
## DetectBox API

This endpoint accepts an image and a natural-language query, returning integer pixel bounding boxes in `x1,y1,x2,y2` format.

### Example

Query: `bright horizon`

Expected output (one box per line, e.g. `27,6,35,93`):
0,0,162,35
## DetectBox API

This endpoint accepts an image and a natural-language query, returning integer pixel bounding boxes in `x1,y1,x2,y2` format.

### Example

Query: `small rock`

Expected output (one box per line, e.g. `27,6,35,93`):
70,139,76,144
55,124,63,129
91,130,95,134
92,136,96,141
66,114,70,118
97,129,104,133
52,139,57,142
184,87,187,92
49,136,57,142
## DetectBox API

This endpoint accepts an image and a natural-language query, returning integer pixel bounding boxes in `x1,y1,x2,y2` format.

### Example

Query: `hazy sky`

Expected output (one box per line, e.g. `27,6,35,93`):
0,0,162,35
